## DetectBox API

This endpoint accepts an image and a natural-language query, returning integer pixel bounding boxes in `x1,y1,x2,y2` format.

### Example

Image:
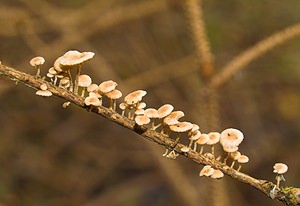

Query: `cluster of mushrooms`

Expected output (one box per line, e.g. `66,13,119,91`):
29,50,289,184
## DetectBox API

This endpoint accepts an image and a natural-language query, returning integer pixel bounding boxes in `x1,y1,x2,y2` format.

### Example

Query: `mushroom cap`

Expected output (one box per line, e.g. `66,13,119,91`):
40,83,48,91
169,121,193,133
157,104,174,118
273,163,288,174
135,109,145,116
78,74,92,87
60,50,95,66
191,124,200,131
48,67,57,75
47,67,57,75
87,83,99,92
119,102,128,110
230,151,241,160
220,128,244,148
207,132,221,145
36,90,52,97
105,89,122,100
30,56,45,66
181,146,190,152
53,56,64,72
223,145,239,153
189,130,201,141
124,90,147,105
88,92,102,98
144,108,159,119
197,134,209,145
137,102,147,109
135,115,150,126
199,165,215,177
163,111,184,125
47,73,54,78
59,77,70,87
238,155,249,164
211,169,224,179
98,80,118,94
84,96,102,106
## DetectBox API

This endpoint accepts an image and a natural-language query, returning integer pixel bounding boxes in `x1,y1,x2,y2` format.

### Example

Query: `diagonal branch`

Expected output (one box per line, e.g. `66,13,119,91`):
209,23,300,89
0,64,299,206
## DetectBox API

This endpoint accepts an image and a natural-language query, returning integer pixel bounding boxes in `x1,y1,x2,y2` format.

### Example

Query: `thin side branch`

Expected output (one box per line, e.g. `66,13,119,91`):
209,23,300,89
0,64,299,206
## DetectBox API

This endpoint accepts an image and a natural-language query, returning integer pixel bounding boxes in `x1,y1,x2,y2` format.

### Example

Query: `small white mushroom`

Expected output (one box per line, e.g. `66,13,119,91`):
273,163,288,188
98,80,118,94
84,96,102,107
169,121,193,143
30,56,45,78
134,115,150,126
210,169,224,179
144,108,159,129
59,50,95,94
230,151,241,168
237,155,249,171
105,89,122,111
199,165,215,177
207,132,220,159
196,134,209,154
35,83,52,97
78,74,92,97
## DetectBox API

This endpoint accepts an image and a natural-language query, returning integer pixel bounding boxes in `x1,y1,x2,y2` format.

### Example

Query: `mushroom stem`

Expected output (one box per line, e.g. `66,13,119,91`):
223,153,230,164
35,65,41,78
81,87,86,97
193,142,197,151
188,139,194,148
53,76,58,86
230,161,236,168
276,175,285,188
109,99,113,109
113,100,117,111
199,145,204,155
67,70,73,92
74,64,82,94
237,165,242,171
162,148,169,156
175,134,181,143
211,145,215,159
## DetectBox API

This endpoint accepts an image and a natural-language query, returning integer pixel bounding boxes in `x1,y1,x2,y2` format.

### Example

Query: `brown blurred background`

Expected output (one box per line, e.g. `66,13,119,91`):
0,0,300,205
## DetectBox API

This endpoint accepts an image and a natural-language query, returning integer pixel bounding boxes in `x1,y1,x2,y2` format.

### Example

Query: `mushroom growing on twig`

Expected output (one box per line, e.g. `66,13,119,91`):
207,132,220,159
169,121,193,143
30,56,45,78
78,74,92,97
196,133,209,154
35,83,52,97
237,154,249,171
59,50,95,94
273,163,288,188
199,165,215,177
105,89,122,111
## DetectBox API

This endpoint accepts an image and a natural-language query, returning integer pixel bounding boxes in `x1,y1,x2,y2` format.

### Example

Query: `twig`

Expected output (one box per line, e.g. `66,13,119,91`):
209,23,300,89
184,0,214,78
0,64,299,206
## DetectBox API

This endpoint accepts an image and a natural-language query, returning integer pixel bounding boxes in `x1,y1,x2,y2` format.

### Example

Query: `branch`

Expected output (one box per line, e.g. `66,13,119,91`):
209,23,300,89
0,64,299,206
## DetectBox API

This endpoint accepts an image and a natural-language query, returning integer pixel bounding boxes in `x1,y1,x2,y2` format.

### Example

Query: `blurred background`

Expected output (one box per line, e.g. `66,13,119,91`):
0,0,300,205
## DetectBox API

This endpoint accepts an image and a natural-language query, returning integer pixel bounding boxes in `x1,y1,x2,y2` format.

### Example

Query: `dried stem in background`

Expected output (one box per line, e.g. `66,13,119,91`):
184,0,214,78
209,23,300,89
1,64,299,206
